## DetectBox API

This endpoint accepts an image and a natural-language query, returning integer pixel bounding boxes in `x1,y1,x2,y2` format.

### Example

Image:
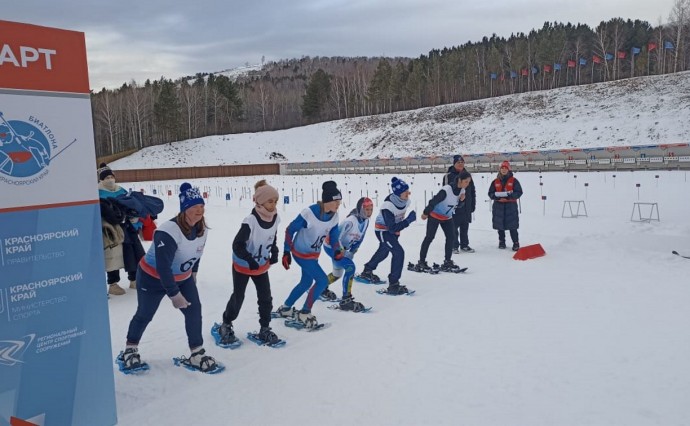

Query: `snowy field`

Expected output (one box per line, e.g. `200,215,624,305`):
109,170,689,426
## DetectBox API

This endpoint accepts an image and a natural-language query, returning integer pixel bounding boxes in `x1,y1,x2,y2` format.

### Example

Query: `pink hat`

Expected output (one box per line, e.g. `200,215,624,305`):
253,184,279,205
500,161,511,171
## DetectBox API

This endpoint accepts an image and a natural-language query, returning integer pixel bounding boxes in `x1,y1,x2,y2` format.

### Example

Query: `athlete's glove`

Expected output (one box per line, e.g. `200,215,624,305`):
282,252,292,270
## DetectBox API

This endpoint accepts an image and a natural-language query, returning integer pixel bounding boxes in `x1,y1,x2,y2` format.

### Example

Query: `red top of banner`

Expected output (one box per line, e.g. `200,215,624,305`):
0,20,90,93
648,42,657,52
567,60,576,68
617,51,627,59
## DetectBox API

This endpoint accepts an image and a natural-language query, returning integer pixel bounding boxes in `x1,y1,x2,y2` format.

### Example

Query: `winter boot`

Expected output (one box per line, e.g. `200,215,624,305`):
188,347,219,373
460,246,475,253
339,294,365,312
218,322,237,345
296,310,319,329
441,259,460,272
415,260,432,272
119,346,143,370
498,241,507,249
276,305,297,319
358,269,380,283
108,283,126,295
257,326,280,345
320,287,338,301
512,242,520,252
129,280,137,289
386,283,409,295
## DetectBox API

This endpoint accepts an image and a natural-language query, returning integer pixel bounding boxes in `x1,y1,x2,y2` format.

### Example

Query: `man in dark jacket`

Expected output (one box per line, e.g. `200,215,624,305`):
443,155,476,253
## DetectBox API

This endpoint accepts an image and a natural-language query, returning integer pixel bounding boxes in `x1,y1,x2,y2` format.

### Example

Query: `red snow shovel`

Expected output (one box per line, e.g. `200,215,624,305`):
513,243,546,261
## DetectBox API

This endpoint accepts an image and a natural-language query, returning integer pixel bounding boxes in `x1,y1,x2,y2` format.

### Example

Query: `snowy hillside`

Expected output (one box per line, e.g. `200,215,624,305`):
111,72,690,170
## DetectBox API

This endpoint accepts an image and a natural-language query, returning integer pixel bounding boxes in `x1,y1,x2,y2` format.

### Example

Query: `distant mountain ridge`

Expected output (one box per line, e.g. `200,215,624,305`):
111,71,690,170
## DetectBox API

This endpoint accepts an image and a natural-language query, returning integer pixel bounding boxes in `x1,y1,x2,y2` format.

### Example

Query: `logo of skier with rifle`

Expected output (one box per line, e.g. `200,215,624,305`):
0,110,77,183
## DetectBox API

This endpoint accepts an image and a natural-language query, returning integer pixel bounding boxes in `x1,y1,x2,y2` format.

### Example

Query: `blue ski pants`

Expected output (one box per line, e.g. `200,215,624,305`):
364,231,404,285
126,267,203,349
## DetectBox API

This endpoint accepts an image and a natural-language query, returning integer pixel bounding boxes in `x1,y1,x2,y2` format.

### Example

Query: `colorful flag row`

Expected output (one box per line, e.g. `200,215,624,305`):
489,42,675,78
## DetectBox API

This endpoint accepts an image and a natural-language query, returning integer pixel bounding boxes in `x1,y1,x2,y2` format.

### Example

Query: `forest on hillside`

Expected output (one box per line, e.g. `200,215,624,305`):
92,5,690,159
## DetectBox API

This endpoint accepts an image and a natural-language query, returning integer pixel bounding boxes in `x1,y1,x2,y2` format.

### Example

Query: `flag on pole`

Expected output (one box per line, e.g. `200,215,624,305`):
554,63,562,71
510,70,517,79
664,41,674,50
490,73,497,80
521,68,528,76
579,58,587,66
592,55,602,64
567,60,576,68
617,51,626,59
648,42,657,51
531,66,539,74
604,53,614,61
543,64,552,73
631,47,641,55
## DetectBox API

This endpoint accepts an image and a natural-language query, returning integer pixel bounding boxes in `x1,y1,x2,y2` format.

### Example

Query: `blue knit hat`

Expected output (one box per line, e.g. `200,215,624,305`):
179,182,205,211
453,155,465,164
391,177,409,196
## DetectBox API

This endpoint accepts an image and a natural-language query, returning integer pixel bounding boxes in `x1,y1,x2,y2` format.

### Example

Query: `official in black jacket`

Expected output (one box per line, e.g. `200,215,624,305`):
443,155,476,252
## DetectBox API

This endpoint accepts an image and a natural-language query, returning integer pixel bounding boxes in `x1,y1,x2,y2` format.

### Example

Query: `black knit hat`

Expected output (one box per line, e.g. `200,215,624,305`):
97,163,115,181
322,181,342,203
453,155,465,164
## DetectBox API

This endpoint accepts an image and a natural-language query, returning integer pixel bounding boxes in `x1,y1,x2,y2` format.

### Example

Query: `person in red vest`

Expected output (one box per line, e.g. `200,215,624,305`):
488,161,523,251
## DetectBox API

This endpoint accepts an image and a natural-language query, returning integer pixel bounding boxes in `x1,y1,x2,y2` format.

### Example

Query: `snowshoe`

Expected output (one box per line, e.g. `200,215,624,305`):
115,347,149,374
246,327,286,348
211,322,242,349
376,284,415,296
173,348,224,374
339,295,367,312
354,270,386,285
271,305,297,319
284,310,329,331
319,287,338,302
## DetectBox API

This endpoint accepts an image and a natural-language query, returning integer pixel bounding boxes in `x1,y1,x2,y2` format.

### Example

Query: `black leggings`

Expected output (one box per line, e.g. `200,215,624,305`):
223,268,273,328
420,217,455,262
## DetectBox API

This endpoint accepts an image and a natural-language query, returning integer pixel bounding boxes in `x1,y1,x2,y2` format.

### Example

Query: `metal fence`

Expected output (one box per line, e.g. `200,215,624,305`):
111,143,690,182
284,143,690,174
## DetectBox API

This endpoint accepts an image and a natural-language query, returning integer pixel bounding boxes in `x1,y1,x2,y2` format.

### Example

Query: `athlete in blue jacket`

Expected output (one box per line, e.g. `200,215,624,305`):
275,181,343,328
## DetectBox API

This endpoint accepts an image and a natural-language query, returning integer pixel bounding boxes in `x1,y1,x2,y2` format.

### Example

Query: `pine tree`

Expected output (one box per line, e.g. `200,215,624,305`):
302,69,331,120
154,78,182,141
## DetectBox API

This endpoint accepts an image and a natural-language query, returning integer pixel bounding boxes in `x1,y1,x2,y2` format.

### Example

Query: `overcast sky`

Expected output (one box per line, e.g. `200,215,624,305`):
5,0,675,90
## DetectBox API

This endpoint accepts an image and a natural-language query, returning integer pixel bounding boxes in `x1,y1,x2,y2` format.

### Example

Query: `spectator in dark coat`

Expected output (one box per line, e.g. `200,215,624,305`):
443,155,476,252
488,161,523,251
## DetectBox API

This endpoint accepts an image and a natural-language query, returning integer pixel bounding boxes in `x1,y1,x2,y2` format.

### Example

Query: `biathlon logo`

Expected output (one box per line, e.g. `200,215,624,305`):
0,334,35,366
0,111,76,183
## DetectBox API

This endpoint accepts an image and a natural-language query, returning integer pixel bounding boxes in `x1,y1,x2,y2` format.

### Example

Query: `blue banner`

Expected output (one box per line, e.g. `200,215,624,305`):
664,41,674,49
553,63,562,71
632,47,641,55
579,58,587,66
1,205,115,426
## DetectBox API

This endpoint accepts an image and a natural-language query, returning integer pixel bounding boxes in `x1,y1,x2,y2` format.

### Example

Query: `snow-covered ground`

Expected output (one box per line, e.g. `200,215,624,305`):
110,71,690,169
110,169,690,426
